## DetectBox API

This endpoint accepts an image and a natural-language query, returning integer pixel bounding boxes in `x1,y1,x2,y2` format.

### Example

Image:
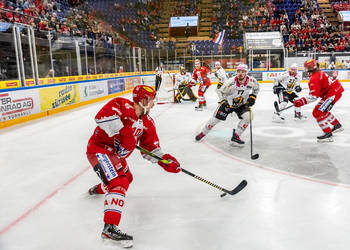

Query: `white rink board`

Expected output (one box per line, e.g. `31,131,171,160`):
0,88,41,122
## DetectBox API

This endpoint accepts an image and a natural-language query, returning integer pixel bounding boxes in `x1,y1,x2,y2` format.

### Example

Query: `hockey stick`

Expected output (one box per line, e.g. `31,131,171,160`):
136,145,247,198
274,101,294,113
249,108,259,160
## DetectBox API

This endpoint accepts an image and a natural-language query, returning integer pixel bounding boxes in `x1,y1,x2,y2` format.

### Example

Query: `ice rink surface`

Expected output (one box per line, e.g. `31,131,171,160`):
1,82,350,250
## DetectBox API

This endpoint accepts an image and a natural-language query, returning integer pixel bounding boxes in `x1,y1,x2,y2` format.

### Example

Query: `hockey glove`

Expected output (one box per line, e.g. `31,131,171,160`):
247,94,256,107
295,86,302,93
218,99,231,112
187,81,195,88
158,154,181,173
293,97,307,107
119,126,136,151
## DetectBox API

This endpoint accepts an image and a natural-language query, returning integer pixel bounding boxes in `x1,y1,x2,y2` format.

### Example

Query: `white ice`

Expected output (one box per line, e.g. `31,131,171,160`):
1,83,350,250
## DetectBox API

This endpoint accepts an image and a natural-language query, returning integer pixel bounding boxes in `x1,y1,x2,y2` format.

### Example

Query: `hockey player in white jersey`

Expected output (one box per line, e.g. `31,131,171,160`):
195,64,260,145
273,63,305,122
174,66,197,103
213,61,228,98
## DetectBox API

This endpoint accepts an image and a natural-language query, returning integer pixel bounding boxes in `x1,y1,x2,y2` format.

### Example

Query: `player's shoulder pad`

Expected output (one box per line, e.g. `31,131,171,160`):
248,75,257,83
142,114,156,127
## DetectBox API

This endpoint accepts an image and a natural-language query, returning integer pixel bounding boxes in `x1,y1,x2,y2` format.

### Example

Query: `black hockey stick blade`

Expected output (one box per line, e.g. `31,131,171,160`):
220,180,248,197
251,153,259,160
274,101,294,113
274,101,280,113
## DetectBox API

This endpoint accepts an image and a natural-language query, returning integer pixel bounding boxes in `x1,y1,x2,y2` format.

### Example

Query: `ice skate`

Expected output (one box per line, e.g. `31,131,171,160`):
195,132,205,141
195,103,204,111
102,224,133,248
88,184,100,195
231,129,245,146
272,112,285,123
317,132,333,143
332,123,344,133
294,111,307,121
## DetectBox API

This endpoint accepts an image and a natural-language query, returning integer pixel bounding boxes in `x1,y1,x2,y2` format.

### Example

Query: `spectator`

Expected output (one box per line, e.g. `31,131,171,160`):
184,23,191,38
330,52,336,64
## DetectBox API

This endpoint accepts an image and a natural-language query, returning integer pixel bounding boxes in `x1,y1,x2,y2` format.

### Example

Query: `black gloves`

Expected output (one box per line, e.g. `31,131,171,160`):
247,94,256,107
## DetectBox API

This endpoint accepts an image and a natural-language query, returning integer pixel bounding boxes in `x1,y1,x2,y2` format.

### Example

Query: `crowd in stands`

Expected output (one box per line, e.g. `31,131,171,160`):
331,0,350,11
0,0,122,48
87,0,162,49
209,0,350,54
170,0,200,17
282,0,349,53
1,0,350,61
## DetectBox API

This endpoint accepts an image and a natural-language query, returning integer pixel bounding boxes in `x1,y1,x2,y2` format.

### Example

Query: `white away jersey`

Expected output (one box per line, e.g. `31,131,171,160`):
218,75,259,107
214,67,228,83
274,71,301,94
174,72,192,88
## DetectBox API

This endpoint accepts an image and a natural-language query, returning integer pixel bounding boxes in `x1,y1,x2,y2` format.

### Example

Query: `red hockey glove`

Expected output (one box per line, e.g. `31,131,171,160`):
158,154,181,173
119,126,136,151
187,81,195,88
293,97,307,107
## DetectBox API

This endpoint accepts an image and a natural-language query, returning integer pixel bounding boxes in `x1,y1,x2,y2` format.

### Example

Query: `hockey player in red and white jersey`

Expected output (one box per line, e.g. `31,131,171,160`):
195,64,259,145
187,59,211,111
293,59,344,142
86,85,181,248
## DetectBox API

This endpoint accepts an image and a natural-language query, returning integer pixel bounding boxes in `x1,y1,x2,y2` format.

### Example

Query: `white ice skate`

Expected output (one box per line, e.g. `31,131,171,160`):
294,112,307,121
272,112,285,123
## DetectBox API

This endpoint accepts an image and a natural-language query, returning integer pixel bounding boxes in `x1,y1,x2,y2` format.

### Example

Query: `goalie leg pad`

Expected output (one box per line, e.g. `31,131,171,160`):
185,87,197,101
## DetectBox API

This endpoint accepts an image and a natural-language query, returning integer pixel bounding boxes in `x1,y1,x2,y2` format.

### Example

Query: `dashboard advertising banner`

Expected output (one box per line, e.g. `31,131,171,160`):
80,81,109,102
39,84,80,111
125,77,141,91
142,75,156,87
107,78,125,94
0,89,41,122
262,71,302,81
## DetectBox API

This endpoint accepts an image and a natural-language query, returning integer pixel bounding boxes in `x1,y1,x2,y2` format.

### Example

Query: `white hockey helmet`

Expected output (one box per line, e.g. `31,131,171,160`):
290,63,298,70
194,59,201,66
215,61,221,66
236,64,248,71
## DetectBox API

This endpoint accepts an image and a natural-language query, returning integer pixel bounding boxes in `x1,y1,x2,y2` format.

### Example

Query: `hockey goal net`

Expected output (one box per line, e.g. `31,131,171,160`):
157,73,175,104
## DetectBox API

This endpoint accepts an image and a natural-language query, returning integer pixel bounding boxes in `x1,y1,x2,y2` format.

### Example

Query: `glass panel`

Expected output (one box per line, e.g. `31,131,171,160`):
86,44,95,75
115,44,127,73
251,51,268,70
0,26,18,81
96,47,115,74
19,30,34,81
51,36,79,77
79,41,88,75
270,52,283,68
35,32,52,78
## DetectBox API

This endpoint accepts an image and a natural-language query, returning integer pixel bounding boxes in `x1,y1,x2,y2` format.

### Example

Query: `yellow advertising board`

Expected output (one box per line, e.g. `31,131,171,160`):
0,80,20,89
39,84,80,111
